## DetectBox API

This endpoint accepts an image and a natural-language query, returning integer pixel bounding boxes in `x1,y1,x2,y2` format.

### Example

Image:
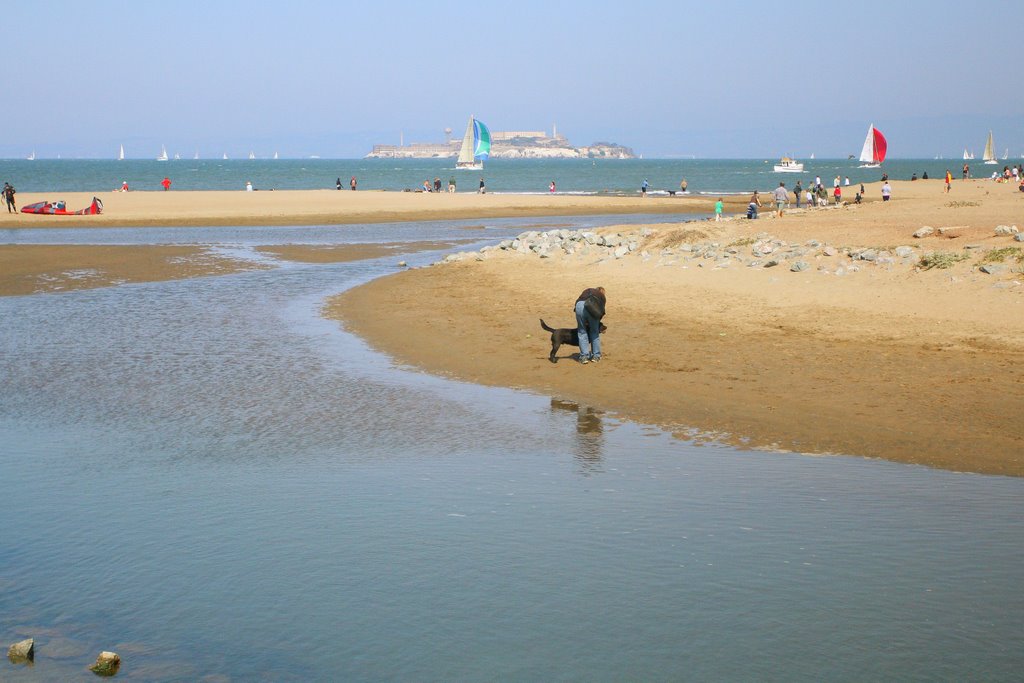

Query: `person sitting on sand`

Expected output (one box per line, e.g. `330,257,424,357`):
422,180,431,192
854,191,862,204
448,176,456,193
121,181,129,192
574,286,606,365
911,173,918,181
246,181,253,192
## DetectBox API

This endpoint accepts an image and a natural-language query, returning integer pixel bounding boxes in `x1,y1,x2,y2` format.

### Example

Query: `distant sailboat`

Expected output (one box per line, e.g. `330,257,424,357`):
118,144,125,161
26,150,36,161
173,152,180,160
273,151,279,160
982,130,997,165
248,151,255,160
222,153,228,160
157,145,169,161
456,115,491,170
809,152,815,160
857,124,887,168
194,150,199,160
1002,148,1008,160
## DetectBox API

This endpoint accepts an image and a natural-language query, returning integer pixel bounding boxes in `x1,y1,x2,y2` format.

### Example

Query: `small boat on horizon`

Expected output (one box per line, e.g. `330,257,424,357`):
858,124,887,168
248,151,256,160
157,145,169,162
456,115,491,170
118,144,125,161
26,150,35,161
773,157,804,173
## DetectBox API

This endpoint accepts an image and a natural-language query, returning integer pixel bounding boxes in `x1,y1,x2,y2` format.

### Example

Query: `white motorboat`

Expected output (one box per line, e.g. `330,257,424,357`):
773,157,804,173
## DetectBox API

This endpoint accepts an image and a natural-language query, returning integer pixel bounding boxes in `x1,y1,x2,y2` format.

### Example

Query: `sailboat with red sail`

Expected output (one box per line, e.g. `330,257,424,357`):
858,124,887,168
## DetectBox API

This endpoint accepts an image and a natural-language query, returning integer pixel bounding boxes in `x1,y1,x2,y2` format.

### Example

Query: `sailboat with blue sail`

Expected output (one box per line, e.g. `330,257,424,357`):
456,115,491,170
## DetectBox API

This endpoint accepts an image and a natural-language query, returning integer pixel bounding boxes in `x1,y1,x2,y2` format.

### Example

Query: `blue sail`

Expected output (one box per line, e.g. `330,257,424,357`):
473,119,491,161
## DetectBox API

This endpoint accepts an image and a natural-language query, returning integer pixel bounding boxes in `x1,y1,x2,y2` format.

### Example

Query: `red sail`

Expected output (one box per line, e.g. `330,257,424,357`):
872,128,887,164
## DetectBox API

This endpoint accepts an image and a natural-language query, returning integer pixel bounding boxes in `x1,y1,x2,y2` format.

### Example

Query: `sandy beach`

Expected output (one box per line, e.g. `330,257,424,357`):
0,188,695,228
4,179,1022,474
328,179,1024,476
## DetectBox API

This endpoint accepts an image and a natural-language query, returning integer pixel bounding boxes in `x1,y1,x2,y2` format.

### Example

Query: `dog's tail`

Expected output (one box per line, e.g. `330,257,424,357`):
539,318,556,333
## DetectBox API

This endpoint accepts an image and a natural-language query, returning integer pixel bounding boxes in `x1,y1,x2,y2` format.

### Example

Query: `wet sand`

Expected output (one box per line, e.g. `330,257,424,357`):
328,179,1024,476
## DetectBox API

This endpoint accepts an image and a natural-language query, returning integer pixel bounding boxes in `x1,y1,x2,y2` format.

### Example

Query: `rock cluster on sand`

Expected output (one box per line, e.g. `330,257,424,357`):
435,227,1023,279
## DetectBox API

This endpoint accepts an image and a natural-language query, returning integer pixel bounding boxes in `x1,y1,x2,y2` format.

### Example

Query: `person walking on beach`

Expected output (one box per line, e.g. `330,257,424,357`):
714,197,724,221
448,176,456,193
962,163,970,180
772,182,788,217
574,286,606,365
794,180,802,208
479,178,486,194
336,177,342,190
881,181,892,201
549,180,556,193
3,183,16,213
805,187,813,209
350,176,357,191
161,177,171,191
944,169,952,193
641,179,648,197
833,184,842,205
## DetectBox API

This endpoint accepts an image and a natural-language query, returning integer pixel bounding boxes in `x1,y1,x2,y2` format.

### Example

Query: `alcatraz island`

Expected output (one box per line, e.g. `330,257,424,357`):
365,125,636,160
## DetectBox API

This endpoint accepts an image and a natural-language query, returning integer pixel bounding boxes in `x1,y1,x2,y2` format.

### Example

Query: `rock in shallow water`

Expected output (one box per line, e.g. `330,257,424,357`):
90,651,121,676
7,638,34,663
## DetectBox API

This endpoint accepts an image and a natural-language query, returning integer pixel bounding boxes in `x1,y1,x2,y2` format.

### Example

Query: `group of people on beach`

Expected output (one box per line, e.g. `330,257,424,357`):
743,176,873,219
335,176,358,191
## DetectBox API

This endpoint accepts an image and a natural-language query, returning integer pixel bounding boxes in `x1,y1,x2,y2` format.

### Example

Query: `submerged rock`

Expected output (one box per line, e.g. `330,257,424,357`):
7,638,34,663
90,651,121,676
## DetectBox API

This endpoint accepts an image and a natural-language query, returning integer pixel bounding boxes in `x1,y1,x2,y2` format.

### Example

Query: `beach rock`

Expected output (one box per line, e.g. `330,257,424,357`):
895,246,915,258
913,226,934,238
90,651,121,676
979,264,1007,275
823,245,838,257
994,225,1019,235
7,638,34,663
497,239,512,250
857,249,878,262
1015,233,1024,242
790,261,810,272
764,259,780,268
613,245,629,259
805,239,821,248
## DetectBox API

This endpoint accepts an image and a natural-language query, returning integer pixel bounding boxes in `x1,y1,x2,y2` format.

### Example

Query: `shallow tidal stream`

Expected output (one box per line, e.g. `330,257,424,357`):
1,217,1022,681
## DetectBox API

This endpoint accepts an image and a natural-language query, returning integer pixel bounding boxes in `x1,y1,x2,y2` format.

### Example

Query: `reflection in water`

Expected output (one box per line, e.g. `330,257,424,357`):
551,398,605,473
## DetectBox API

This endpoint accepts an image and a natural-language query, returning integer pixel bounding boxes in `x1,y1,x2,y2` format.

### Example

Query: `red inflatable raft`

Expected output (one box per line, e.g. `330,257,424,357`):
21,196,103,215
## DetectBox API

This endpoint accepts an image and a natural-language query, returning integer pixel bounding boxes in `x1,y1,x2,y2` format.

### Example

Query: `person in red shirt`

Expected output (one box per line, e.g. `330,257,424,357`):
833,185,842,205
161,177,171,191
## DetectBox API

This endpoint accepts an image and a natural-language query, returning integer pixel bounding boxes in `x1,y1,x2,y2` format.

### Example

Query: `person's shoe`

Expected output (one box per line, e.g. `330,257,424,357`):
580,357,590,365
591,356,601,363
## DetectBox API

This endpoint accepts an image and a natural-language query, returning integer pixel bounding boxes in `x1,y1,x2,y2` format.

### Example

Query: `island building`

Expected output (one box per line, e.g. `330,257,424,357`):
367,125,634,160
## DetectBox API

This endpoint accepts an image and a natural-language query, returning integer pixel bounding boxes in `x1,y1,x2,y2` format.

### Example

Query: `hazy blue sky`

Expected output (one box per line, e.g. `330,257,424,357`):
5,1,1022,159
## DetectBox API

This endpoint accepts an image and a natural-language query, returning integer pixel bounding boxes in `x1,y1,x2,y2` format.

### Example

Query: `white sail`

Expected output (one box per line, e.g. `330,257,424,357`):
26,150,35,161
982,131,997,164
118,144,125,161
157,145,168,161
248,151,255,160
858,125,875,163
194,150,199,160
456,116,478,168
273,151,279,160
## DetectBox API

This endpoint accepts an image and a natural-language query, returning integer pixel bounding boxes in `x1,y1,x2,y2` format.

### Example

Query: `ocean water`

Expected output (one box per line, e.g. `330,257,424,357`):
2,218,1023,681
0,157,986,196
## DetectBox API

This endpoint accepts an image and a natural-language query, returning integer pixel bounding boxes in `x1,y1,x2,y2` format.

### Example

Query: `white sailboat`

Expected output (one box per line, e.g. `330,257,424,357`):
248,151,255,160
809,152,815,160
194,150,199,160
118,144,125,161
157,145,169,161
963,148,975,160
857,124,887,168
26,150,36,161
982,131,997,165
273,151,279,160
222,153,228,160
456,115,491,170
1002,148,1008,160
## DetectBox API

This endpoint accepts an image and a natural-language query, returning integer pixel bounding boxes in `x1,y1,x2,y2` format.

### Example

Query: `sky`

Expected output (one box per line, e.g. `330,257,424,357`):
4,1,1023,159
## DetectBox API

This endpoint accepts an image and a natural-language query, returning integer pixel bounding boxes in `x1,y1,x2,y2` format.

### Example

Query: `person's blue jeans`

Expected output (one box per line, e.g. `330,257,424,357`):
575,300,601,360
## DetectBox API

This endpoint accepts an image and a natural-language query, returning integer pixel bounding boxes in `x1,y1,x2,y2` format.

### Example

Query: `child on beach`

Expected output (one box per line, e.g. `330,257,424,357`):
714,198,723,221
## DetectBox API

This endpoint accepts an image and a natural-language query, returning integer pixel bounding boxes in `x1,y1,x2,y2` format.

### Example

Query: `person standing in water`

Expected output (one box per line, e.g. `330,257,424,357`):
479,178,486,194
336,177,342,190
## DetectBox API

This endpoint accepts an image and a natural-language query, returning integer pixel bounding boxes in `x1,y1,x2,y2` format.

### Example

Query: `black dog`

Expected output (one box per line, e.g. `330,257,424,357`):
540,319,607,363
